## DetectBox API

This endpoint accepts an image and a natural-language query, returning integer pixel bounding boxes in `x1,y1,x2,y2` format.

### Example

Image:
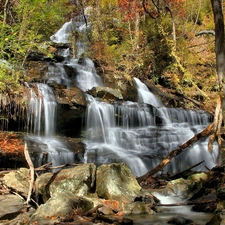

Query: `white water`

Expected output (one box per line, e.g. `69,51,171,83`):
27,83,57,136
84,78,218,176
26,83,75,167
48,14,102,91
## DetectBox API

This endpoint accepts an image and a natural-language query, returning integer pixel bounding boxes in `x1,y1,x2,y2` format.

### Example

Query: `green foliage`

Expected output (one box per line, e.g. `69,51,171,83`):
0,63,19,92
0,0,74,93
15,0,72,41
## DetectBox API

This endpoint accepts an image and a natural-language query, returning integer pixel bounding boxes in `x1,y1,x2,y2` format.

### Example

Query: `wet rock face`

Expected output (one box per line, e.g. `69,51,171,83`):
87,86,123,101
96,163,141,204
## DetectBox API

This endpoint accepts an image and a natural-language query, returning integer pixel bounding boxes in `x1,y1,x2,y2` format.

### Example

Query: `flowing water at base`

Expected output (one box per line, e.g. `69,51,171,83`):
128,211,212,225
129,194,213,224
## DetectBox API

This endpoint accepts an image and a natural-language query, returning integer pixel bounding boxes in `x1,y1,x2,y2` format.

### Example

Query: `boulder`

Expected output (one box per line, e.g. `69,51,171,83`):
96,163,141,204
0,195,26,221
158,178,196,199
29,192,93,225
3,168,30,197
36,163,96,200
87,86,123,101
55,87,87,107
123,202,156,215
187,172,208,182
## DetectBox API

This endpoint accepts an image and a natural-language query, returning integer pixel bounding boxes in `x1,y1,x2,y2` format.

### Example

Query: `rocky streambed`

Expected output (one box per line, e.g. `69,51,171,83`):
1,161,225,225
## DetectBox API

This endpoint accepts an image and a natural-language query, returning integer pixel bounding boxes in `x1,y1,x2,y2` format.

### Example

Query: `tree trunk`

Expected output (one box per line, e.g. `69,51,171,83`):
211,0,225,159
211,0,225,119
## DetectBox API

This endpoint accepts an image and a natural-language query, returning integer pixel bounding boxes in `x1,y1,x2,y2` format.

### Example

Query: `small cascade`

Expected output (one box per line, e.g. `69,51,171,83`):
84,96,149,176
50,14,91,57
27,83,57,136
134,77,163,107
26,83,75,168
47,13,102,91
66,57,103,91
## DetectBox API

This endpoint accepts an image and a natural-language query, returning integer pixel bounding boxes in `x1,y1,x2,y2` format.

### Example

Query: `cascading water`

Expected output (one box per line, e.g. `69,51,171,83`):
84,77,218,177
25,10,102,168
25,83,75,168
27,83,57,136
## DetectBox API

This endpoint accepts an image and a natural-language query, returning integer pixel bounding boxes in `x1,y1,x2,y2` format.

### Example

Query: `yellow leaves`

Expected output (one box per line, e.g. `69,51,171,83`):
100,0,118,9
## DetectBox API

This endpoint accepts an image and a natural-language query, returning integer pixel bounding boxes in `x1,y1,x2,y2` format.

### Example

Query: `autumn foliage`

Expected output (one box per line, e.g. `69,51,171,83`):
0,132,24,155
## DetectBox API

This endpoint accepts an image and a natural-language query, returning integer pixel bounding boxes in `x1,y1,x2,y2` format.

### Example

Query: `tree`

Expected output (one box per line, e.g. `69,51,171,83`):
211,0,225,93
210,0,225,152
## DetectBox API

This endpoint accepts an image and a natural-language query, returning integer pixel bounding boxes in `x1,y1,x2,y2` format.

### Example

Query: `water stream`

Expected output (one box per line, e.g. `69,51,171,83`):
129,193,213,225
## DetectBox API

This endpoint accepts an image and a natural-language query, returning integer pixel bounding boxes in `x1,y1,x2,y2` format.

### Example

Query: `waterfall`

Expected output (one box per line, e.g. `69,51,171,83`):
25,11,101,168
24,9,219,175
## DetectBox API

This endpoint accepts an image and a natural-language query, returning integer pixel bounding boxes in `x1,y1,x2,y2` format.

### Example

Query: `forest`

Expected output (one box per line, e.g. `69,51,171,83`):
0,0,220,98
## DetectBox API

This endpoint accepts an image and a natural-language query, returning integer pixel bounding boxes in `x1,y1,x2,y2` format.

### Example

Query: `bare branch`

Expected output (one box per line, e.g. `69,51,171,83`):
195,30,215,36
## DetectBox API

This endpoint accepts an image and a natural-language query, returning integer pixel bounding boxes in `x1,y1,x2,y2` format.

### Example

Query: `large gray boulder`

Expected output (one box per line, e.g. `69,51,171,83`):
96,163,141,204
36,163,96,201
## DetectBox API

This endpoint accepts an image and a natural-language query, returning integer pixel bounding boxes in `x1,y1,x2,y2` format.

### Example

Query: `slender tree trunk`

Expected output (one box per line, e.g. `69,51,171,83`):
134,10,140,49
211,0,225,159
3,0,9,25
211,0,225,88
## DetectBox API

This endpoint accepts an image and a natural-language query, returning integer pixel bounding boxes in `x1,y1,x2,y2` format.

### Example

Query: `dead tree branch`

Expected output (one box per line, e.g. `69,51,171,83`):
24,142,35,205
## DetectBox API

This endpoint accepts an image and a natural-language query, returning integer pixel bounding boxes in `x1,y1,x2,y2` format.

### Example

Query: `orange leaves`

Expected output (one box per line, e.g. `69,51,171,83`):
0,132,24,155
118,0,143,21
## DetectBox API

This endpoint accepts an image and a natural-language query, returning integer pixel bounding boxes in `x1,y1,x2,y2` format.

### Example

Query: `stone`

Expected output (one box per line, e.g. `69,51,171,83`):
96,163,141,204
56,87,87,107
188,172,208,182
36,163,96,200
123,202,156,215
29,192,93,225
167,216,196,225
0,195,26,221
159,178,195,199
87,86,123,101
35,172,53,202
3,168,30,197
217,187,225,200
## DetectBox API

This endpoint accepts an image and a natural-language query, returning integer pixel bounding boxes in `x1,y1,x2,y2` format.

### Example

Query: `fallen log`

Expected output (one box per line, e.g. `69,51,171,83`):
83,204,103,216
136,122,214,183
